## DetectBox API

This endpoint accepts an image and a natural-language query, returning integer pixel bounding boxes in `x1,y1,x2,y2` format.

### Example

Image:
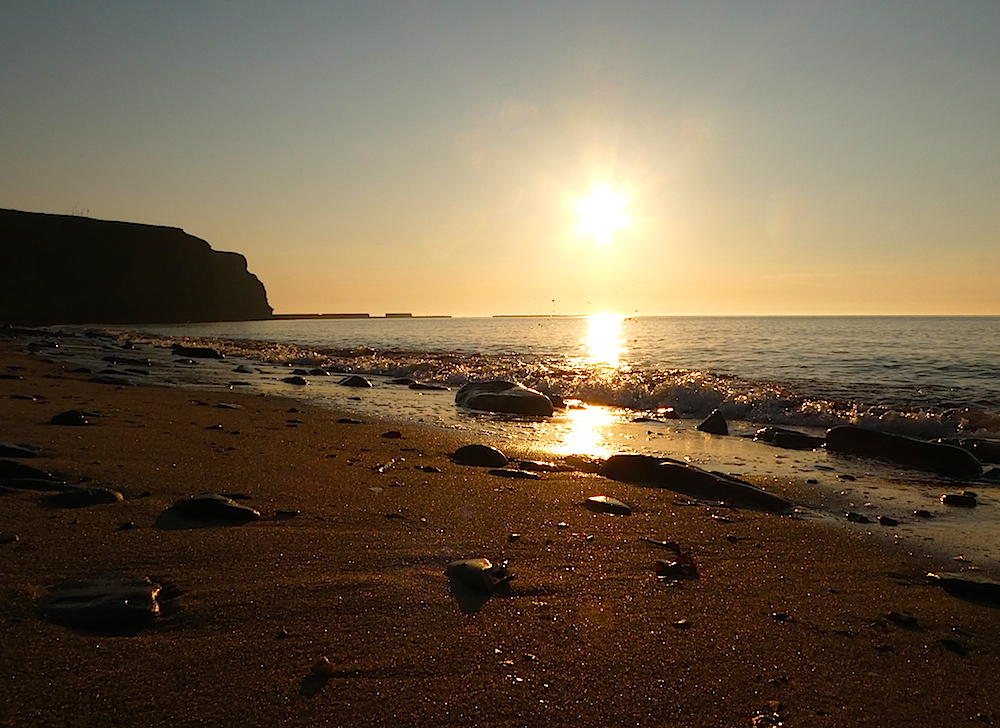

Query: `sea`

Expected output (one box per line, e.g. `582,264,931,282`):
125,314,1000,441
35,315,1000,569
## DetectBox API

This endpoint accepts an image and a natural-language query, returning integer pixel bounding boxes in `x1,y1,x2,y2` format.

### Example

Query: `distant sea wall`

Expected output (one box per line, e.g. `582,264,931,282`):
0,209,272,324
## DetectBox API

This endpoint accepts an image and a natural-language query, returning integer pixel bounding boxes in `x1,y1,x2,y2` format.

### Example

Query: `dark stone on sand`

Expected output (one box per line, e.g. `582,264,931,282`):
446,558,513,595
452,444,509,467
381,431,403,439
752,427,824,450
172,345,226,359
102,355,151,367
41,486,124,508
49,409,92,426
877,515,900,527
584,495,633,515
215,403,242,410
937,437,1000,465
234,364,255,374
455,380,554,417
488,468,540,480
941,493,977,507
337,418,363,424
825,426,982,478
37,576,161,631
168,493,261,523
886,612,920,629
928,572,1000,607
696,409,728,436
338,375,373,388
89,374,135,386
914,509,934,518
409,382,450,391
0,532,19,544
390,377,416,385
0,442,41,458
597,454,794,514
846,512,873,524
281,376,308,386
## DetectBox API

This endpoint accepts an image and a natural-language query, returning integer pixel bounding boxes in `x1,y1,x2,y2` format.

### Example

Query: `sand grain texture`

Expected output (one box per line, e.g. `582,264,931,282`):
1,337,999,727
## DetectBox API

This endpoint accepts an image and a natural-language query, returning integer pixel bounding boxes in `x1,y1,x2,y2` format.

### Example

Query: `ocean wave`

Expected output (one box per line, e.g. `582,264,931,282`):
117,329,1000,440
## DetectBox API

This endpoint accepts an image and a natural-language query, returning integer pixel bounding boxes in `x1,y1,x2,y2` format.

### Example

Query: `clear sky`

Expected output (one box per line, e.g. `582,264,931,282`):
3,1,999,316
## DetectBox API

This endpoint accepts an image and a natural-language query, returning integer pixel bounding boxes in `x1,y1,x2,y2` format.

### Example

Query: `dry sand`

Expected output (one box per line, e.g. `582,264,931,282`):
2,333,999,728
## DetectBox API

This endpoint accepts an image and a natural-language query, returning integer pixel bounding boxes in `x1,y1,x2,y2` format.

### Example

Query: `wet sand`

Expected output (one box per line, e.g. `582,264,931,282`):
2,332,1000,727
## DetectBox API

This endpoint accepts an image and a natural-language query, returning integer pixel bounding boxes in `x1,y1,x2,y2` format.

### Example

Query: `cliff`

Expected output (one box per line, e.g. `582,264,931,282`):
0,209,272,324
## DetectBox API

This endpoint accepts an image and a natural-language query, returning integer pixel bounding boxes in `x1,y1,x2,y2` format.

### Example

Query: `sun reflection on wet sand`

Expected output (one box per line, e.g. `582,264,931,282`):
583,313,626,368
551,404,619,458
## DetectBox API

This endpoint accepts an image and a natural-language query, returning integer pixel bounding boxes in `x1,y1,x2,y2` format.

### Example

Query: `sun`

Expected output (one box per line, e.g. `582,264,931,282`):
577,184,629,244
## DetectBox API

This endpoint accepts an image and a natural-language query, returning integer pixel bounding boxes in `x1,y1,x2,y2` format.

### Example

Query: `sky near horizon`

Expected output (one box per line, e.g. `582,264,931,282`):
2,1,999,317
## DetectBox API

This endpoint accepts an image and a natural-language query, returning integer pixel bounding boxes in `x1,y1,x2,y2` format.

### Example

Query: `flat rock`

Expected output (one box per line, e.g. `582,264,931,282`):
455,380,554,417
49,409,92,426
0,441,41,458
826,426,982,478
168,493,261,523
696,409,728,435
41,487,124,508
37,576,162,631
0,459,57,482
584,495,633,515
937,437,1000,465
409,382,450,391
927,572,1000,607
598,454,794,514
488,468,540,480
752,427,824,450
339,375,373,388
452,444,509,467
281,376,308,386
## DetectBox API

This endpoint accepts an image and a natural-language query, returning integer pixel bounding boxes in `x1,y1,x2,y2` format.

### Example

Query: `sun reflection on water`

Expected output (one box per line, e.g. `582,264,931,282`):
583,313,626,368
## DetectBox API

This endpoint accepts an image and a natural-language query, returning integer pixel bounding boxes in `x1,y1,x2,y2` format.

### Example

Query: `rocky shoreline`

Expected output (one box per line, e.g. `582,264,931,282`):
3,331,1000,727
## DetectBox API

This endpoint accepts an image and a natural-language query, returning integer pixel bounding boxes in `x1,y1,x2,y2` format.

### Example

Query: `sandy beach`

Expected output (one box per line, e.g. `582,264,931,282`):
3,331,1000,728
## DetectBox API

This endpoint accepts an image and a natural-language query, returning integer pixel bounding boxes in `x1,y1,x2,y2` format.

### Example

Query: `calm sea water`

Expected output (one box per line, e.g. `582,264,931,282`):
130,315,1000,439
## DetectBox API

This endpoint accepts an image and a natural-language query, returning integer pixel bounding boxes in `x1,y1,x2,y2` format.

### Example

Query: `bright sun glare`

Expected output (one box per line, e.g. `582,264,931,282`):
577,184,629,244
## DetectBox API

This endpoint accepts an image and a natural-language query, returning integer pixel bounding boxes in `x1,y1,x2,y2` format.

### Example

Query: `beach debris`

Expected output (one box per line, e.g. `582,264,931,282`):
752,426,823,450
41,486,124,508
0,532,20,544
598,454,794,514
37,576,162,631
167,493,261,524
583,495,633,515
751,702,786,728
696,409,728,435
280,375,308,386
338,375,373,388
927,572,1000,607
941,492,978,508
446,558,514,595
488,468,540,480
455,380,555,417
770,611,791,622
672,619,692,629
374,459,396,473
654,550,698,581
173,345,225,359
415,465,443,473
452,444,508,467
877,515,900,527
0,441,41,458
49,409,92,426
825,426,983,478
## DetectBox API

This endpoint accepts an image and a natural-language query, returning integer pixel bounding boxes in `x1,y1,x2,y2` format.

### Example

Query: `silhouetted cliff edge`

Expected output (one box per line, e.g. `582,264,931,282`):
0,209,272,324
